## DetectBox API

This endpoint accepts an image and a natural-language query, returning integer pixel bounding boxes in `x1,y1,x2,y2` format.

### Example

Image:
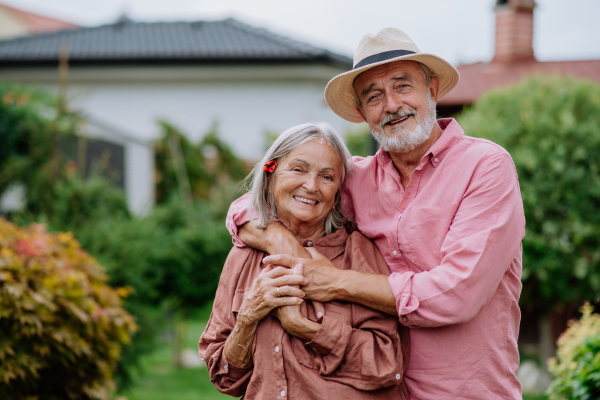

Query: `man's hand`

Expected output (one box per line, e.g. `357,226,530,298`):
264,247,398,316
239,221,310,258
263,247,343,303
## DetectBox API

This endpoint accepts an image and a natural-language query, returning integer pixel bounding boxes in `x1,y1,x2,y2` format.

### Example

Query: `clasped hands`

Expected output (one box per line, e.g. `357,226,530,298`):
238,247,339,341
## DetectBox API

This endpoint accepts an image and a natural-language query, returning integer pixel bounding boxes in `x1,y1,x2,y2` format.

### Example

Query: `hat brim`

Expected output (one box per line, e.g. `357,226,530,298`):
324,53,460,123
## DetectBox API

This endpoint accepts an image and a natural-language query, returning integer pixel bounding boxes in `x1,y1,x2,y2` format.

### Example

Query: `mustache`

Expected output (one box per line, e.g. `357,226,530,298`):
379,108,417,130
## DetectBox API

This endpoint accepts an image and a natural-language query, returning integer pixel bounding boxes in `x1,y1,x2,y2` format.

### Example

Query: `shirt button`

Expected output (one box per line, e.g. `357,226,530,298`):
434,157,439,163
398,214,402,218
281,390,286,397
275,346,280,353
396,373,401,380
224,365,228,371
402,316,408,322
306,241,313,247
392,250,398,256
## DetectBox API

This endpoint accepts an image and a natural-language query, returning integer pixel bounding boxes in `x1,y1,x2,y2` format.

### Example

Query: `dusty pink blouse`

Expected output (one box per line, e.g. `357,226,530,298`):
199,227,410,400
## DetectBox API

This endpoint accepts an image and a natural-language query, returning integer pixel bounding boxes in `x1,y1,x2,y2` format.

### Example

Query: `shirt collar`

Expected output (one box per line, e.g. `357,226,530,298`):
425,118,464,168
375,118,464,168
302,226,349,261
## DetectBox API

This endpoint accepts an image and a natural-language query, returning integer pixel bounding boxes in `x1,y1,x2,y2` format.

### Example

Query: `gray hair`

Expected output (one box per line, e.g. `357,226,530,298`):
245,122,353,236
354,61,436,109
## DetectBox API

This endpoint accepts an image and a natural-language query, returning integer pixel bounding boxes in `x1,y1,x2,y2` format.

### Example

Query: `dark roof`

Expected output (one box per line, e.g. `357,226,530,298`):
0,18,352,68
439,59,600,106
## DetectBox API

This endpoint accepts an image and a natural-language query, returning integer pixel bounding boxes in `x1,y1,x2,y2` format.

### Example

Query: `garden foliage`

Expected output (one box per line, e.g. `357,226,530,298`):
0,218,136,399
0,81,246,390
547,303,600,400
457,75,600,314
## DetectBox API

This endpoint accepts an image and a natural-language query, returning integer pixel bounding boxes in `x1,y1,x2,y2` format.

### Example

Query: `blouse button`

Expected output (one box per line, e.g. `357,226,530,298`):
306,241,313,247
275,346,280,353
396,373,401,380
392,250,398,256
281,390,286,397
224,365,228,371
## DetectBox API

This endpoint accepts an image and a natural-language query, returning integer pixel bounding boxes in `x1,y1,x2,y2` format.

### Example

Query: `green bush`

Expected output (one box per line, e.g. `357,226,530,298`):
0,218,136,399
547,303,600,400
457,75,600,314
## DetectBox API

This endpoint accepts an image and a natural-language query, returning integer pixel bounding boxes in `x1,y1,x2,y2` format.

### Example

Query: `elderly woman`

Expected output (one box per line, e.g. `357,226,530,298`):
199,122,409,399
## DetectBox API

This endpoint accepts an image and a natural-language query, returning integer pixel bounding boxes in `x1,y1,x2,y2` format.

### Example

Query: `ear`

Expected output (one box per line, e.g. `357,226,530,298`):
429,76,440,102
356,106,368,122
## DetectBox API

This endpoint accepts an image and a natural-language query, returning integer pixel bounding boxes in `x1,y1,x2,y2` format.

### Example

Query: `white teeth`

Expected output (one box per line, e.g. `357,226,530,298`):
390,116,408,124
294,196,317,205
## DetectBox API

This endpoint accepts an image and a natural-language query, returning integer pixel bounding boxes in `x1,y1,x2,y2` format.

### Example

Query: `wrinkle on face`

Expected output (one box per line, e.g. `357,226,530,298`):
272,139,342,241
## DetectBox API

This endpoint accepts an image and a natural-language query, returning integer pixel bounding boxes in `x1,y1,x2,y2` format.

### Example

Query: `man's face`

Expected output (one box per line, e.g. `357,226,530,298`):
353,60,439,153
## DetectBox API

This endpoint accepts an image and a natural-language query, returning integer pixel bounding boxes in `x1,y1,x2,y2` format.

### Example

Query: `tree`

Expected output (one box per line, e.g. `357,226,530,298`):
457,75,600,315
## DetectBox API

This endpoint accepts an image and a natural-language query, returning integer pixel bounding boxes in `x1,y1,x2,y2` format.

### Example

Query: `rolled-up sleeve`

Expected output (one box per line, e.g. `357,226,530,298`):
389,153,525,327
199,248,253,396
225,192,253,248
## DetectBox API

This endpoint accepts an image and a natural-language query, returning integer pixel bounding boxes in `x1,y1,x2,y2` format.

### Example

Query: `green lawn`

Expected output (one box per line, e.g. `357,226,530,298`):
122,304,233,400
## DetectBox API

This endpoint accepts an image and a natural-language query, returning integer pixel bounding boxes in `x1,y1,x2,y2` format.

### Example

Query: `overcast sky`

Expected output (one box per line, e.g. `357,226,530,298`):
4,0,600,66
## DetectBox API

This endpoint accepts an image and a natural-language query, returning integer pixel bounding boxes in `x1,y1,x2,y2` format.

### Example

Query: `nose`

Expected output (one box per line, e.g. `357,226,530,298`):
383,91,403,115
302,174,319,192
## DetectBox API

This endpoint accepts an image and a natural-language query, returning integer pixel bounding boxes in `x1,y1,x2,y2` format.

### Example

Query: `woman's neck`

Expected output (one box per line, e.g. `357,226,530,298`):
279,218,325,243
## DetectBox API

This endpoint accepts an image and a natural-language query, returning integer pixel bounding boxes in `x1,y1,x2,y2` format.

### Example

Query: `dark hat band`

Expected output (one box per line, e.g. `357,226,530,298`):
353,49,416,70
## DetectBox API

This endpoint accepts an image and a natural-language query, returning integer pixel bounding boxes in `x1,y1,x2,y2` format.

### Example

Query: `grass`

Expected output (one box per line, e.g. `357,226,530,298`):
122,303,233,400
523,395,549,400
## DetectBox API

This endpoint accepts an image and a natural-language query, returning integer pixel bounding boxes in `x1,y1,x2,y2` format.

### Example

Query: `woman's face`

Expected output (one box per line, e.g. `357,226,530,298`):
272,138,343,233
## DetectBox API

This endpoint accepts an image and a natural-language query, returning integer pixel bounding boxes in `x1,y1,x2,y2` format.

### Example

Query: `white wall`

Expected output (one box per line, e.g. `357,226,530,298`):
2,65,354,159
0,64,355,211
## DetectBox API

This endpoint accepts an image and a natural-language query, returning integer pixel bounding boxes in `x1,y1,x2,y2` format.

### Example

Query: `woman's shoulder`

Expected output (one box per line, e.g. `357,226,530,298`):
223,246,267,282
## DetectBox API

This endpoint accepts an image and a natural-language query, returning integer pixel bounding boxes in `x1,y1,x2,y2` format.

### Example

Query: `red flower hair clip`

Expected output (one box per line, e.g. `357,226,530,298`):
263,160,277,173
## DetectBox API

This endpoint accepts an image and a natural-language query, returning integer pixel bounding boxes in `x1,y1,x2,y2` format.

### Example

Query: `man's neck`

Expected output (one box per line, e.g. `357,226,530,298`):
388,122,444,189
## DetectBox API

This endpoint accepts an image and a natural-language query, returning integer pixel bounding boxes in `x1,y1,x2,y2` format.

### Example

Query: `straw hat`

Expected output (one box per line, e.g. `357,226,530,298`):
324,28,460,123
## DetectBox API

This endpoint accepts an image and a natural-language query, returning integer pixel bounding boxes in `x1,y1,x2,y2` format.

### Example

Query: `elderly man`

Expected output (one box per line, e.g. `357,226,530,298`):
226,28,525,400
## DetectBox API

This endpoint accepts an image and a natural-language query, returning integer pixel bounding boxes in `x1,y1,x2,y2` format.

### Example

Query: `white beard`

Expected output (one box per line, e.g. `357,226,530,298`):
370,92,438,153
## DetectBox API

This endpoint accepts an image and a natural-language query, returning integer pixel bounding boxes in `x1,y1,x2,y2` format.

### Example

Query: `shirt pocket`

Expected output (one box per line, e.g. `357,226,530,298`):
404,204,458,270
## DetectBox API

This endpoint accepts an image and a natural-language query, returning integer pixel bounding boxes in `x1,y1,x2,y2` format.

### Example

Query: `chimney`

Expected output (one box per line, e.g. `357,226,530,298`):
493,0,536,63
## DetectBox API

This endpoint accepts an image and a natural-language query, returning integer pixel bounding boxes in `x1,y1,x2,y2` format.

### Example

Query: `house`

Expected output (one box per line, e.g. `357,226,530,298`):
0,16,353,214
437,0,600,117
0,3,78,40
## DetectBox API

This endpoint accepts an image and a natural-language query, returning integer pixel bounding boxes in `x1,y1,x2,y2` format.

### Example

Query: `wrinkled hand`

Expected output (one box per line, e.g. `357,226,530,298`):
263,247,341,303
237,264,307,326
271,264,305,329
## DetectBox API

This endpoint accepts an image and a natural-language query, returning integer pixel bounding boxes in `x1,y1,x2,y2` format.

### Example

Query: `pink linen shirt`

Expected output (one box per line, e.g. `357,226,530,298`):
226,119,526,400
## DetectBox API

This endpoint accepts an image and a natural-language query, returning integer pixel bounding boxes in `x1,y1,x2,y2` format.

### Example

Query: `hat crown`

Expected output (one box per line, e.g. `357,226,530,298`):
353,28,421,68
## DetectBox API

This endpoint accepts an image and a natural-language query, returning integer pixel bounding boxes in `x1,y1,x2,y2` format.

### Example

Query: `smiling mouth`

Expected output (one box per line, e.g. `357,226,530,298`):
294,196,318,206
386,115,411,126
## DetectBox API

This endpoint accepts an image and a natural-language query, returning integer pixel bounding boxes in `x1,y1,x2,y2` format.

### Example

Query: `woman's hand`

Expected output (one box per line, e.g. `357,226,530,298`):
271,264,321,342
237,265,306,327
224,264,306,368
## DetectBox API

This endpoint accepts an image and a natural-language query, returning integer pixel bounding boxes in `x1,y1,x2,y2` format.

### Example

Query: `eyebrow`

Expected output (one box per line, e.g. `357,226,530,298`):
290,159,336,173
290,159,310,167
360,73,415,98
391,73,414,83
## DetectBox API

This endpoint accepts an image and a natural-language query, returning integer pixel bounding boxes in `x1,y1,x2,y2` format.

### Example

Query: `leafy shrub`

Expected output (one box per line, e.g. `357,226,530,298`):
547,303,600,400
457,75,600,314
0,218,136,399
344,125,375,157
